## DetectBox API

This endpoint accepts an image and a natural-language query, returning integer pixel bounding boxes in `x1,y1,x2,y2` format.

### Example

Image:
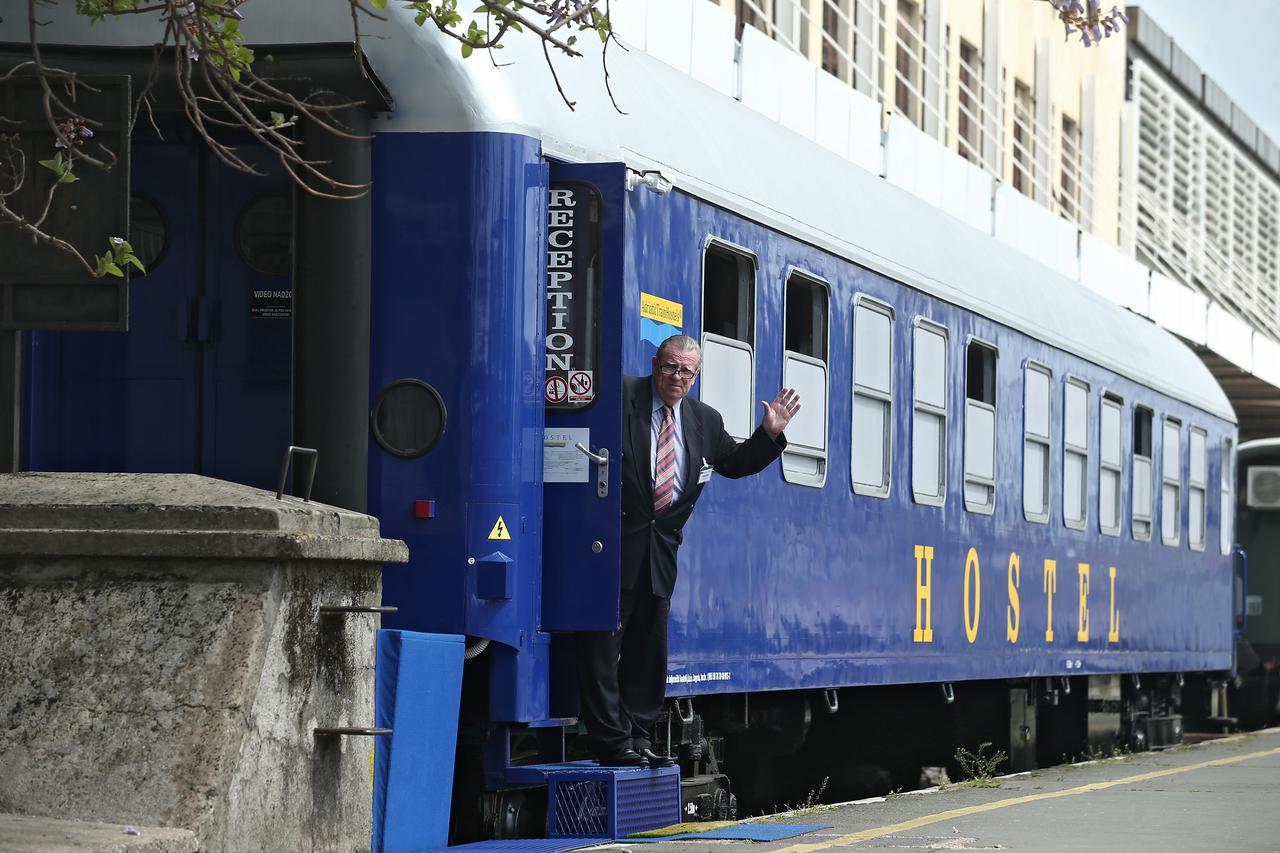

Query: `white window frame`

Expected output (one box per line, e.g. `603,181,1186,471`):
1220,436,1234,555
1132,405,1154,542
911,318,948,507
1099,392,1123,537
1063,376,1090,531
1188,426,1207,552
1161,416,1182,547
851,295,895,498
1023,362,1051,524
781,269,830,488
963,337,998,515
699,237,758,441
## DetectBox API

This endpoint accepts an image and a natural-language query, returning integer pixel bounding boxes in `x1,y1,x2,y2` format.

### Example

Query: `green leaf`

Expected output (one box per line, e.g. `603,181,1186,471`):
101,261,124,277
461,41,474,58
38,158,60,174
57,170,78,185
371,0,387,7
126,256,146,273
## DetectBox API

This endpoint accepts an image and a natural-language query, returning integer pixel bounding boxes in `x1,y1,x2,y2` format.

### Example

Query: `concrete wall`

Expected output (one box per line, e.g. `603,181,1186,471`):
0,474,408,853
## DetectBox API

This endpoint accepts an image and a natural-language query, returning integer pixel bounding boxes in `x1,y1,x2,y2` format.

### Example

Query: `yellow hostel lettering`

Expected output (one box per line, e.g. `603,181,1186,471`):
914,545,934,643
1006,552,1021,643
1043,559,1057,642
964,548,982,643
1077,563,1090,642
1108,566,1120,643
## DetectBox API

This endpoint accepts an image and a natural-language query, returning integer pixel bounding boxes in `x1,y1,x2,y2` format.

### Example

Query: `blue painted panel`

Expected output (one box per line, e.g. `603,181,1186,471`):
27,141,199,474
368,132,548,721
25,141,290,493
541,164,628,632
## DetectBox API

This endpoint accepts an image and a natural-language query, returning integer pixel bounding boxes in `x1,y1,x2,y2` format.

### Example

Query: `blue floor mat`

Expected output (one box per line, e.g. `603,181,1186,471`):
628,823,831,842
427,838,609,853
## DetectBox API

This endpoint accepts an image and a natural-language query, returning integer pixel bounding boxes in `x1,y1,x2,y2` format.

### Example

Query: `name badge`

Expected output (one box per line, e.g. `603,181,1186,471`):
697,458,713,485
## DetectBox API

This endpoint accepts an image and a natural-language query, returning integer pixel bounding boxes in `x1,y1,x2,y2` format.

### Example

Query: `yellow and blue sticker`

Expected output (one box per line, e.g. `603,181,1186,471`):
641,292,683,348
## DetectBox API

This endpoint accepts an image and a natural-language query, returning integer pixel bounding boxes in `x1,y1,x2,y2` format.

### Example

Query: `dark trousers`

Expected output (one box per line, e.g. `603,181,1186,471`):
575,566,671,756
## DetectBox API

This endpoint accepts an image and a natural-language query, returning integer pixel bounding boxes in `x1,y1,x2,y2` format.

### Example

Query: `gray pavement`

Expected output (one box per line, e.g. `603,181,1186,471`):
0,815,196,853
597,728,1280,852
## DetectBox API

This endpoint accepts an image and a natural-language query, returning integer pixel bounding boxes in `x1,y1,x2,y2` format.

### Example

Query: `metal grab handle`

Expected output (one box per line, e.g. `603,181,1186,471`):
277,446,318,501
1232,545,1248,637
575,442,609,498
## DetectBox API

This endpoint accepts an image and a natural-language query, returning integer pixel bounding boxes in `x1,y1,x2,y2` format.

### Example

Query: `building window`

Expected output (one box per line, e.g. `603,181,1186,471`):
1099,393,1122,536
1132,406,1154,541
894,0,924,127
700,241,756,441
912,320,947,506
1161,417,1182,546
1063,377,1089,530
1059,114,1082,222
852,296,894,497
964,341,997,514
956,39,983,164
1024,363,1051,523
782,272,830,487
1189,427,1207,551
1220,437,1234,555
1012,79,1036,197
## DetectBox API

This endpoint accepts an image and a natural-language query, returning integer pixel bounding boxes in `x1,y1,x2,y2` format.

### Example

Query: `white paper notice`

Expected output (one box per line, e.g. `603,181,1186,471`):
544,427,591,483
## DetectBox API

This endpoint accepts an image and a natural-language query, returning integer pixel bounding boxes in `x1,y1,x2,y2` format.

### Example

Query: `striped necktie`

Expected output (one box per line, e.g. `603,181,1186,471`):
653,404,676,515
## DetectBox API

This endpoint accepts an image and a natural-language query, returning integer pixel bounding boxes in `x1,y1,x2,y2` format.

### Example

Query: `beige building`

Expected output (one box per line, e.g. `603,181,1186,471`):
678,0,1280,438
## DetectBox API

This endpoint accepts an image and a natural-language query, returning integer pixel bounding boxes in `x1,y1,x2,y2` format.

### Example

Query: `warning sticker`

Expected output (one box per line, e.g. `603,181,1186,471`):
545,375,568,404
488,516,512,541
567,370,594,403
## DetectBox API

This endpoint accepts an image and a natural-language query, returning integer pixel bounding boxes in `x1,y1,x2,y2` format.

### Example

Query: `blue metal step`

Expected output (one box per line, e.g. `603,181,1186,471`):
504,762,681,839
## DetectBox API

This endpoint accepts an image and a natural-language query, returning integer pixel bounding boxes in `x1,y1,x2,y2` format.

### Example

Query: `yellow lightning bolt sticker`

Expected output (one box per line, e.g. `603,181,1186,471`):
487,516,512,541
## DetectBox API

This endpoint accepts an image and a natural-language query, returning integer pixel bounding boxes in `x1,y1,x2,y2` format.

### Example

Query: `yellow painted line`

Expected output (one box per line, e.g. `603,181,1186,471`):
777,745,1280,852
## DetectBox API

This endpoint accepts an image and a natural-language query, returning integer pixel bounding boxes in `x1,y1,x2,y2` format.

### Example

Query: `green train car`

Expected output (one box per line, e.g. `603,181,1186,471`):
1234,438,1280,729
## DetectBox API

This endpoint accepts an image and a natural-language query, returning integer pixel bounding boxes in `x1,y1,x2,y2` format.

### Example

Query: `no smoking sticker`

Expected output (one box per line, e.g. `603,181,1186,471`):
568,370,594,402
545,375,568,404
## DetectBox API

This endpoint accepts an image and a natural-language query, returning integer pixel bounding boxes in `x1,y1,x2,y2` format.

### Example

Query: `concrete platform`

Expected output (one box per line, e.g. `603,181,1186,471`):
595,728,1280,852
0,815,197,853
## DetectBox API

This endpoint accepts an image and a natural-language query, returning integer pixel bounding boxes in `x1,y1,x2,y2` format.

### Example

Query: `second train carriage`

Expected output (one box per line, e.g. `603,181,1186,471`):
8,1,1245,838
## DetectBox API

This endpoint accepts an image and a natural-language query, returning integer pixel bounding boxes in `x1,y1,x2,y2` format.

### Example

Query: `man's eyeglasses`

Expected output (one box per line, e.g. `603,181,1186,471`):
659,362,698,380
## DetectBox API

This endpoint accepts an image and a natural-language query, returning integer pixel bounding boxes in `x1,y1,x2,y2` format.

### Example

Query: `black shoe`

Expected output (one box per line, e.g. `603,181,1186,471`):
597,748,647,767
639,748,676,768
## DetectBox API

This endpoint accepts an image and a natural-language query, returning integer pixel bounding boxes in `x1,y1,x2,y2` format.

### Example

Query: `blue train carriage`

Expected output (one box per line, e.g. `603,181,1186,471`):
362,5,1239,830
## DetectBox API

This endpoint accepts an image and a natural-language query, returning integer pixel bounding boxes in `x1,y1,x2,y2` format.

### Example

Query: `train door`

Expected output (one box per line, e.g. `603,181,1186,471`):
541,163,627,632
25,138,291,491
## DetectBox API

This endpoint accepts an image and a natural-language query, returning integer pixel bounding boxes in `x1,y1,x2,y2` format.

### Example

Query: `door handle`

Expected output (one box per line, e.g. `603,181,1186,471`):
575,442,609,498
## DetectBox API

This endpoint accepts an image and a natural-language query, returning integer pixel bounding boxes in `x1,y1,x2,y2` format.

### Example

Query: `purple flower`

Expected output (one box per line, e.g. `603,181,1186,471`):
54,138,67,149
187,45,200,61
81,127,93,139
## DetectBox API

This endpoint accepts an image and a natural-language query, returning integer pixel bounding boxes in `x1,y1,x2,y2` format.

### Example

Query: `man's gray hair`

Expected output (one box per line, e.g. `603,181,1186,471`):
656,334,701,367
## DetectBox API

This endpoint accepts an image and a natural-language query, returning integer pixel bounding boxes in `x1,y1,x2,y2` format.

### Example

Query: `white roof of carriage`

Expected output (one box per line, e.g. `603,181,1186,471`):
367,7,1231,423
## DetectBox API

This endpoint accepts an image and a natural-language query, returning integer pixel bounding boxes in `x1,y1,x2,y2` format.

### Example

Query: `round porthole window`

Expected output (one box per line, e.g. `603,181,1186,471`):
129,193,167,273
236,192,292,277
370,380,447,458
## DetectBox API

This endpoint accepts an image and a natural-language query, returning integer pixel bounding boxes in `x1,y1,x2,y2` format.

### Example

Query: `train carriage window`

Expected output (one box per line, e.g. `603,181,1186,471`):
1099,393,1123,536
852,297,894,497
964,341,997,514
1221,437,1234,555
1161,417,1182,547
782,272,830,487
912,320,948,506
1189,427,1207,551
1132,406,1154,541
700,242,757,440
1063,378,1089,530
1023,364,1051,523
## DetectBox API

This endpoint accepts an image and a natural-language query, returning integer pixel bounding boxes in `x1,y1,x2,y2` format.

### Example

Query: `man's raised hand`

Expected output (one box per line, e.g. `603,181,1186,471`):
760,388,801,440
